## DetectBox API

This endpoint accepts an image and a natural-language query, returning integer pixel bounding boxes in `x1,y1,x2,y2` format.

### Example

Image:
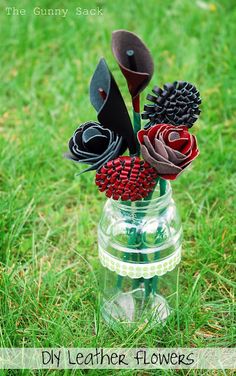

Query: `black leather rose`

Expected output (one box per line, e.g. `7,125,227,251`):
65,121,125,173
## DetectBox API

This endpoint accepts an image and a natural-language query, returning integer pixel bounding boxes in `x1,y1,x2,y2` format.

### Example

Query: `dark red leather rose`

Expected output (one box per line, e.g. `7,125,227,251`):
138,124,199,180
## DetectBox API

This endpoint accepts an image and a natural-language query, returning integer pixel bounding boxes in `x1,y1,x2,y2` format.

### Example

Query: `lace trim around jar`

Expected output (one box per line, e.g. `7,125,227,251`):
98,246,181,279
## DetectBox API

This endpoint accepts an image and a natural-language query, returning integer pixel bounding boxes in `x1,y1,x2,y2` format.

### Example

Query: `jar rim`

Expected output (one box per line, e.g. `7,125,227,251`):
110,180,172,211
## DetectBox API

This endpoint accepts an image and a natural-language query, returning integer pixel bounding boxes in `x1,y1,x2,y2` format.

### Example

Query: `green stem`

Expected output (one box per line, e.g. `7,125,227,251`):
151,178,167,294
116,227,137,289
133,110,141,156
139,238,152,298
117,98,141,289
116,202,132,290
135,179,160,298
160,178,167,196
130,229,140,290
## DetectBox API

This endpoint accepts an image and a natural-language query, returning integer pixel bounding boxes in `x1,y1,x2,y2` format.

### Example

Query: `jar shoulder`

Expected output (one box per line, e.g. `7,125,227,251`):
98,198,182,251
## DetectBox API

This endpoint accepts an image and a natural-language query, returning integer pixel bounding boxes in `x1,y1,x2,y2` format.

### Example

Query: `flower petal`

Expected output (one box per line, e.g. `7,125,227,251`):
112,30,154,98
82,127,109,153
163,144,187,165
141,145,182,175
137,129,146,144
148,124,165,142
77,138,124,174
90,58,136,154
169,131,180,141
143,136,170,163
154,138,169,160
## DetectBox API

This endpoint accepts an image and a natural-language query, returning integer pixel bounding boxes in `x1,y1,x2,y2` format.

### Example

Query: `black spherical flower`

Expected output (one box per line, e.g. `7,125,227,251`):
142,81,201,129
65,121,125,173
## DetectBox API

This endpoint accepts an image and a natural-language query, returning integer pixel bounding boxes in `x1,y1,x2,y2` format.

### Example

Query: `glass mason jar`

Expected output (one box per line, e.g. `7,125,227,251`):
98,181,182,328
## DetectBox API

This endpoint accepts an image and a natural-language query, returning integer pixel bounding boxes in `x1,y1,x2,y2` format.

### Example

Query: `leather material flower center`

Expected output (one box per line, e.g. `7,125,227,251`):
82,128,109,153
65,121,125,174
95,156,158,201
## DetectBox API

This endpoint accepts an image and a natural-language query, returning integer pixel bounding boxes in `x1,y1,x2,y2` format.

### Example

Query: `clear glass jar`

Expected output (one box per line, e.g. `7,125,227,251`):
98,181,182,328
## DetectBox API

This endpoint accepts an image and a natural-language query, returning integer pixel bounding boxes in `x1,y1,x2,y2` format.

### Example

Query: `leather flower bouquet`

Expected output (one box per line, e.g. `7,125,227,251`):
64,30,201,326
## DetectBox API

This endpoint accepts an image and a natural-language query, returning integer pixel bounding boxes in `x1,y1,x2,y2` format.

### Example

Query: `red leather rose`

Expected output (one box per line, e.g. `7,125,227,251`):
138,124,199,180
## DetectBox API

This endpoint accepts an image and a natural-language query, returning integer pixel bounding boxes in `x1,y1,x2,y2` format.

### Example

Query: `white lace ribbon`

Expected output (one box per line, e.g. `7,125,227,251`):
99,245,181,279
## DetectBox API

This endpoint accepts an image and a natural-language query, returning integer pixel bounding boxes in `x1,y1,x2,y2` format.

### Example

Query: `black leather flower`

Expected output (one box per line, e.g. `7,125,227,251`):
65,121,125,173
90,58,137,155
112,30,154,99
142,81,201,129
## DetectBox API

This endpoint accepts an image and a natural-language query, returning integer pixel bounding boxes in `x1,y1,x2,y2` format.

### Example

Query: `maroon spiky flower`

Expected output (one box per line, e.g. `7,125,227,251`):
95,156,158,201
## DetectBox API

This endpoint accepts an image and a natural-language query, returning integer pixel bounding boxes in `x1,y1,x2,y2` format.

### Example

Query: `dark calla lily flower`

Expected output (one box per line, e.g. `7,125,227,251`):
112,30,154,99
90,58,137,155
65,121,124,173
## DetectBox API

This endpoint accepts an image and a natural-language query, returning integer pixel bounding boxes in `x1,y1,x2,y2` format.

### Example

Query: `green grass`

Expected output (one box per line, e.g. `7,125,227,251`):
0,0,236,375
